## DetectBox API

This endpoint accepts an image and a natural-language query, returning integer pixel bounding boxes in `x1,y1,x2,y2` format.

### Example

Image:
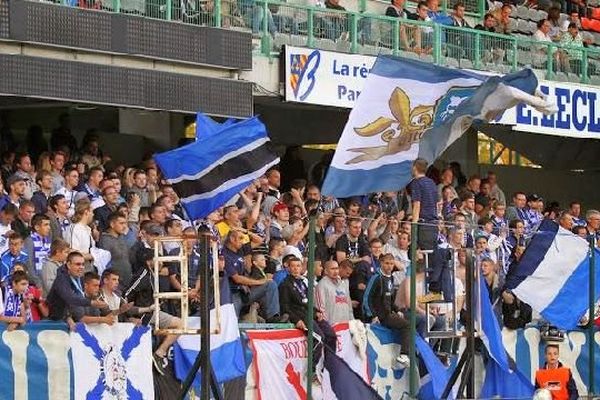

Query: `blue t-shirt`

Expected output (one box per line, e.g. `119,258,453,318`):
0,251,29,284
409,176,438,222
223,247,245,291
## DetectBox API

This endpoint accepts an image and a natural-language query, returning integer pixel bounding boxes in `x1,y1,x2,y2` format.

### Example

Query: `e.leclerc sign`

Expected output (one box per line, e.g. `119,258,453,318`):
284,45,600,139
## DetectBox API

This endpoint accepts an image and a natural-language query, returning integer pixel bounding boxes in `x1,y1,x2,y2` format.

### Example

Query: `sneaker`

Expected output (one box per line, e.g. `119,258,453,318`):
152,353,167,376
417,292,443,304
396,354,410,367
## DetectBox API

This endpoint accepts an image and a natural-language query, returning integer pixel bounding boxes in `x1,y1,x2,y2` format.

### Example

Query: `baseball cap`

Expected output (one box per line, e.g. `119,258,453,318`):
527,193,541,202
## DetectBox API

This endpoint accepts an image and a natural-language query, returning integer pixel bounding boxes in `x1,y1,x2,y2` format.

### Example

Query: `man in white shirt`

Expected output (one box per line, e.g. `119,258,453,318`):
54,167,79,218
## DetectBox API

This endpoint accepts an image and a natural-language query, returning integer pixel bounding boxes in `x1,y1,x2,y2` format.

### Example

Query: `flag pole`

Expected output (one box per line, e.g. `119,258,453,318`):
306,214,316,400
178,232,222,400
409,222,418,398
588,237,595,398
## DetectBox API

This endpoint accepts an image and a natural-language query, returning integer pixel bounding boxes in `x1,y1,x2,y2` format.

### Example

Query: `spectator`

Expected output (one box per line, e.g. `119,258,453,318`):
99,269,137,324
50,114,77,153
451,2,470,27
41,238,70,296
67,271,115,327
475,12,496,32
224,229,283,322
363,253,411,365
129,221,163,275
586,209,600,247
49,151,66,193
123,247,182,375
270,202,290,240
80,138,103,170
0,204,18,254
569,201,586,226
492,4,513,34
54,167,79,217
128,169,152,208
46,251,108,321
386,0,413,18
23,213,52,285
534,344,579,399
98,212,133,289
278,253,338,372
316,260,353,324
427,0,452,24
94,185,121,232
3,175,26,210
507,219,526,266
547,7,562,40
414,1,434,54
12,200,35,239
0,233,28,284
47,195,71,241
460,192,478,229
533,19,559,67
65,200,95,269
505,191,527,223
31,170,53,215
11,153,38,201
409,158,439,250
487,172,506,206
559,23,585,74
501,290,532,329
324,0,349,41
77,166,103,204
0,270,30,331
437,168,458,201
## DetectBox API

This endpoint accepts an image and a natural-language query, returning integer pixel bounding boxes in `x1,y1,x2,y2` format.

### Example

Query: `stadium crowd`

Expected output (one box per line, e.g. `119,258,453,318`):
0,120,599,379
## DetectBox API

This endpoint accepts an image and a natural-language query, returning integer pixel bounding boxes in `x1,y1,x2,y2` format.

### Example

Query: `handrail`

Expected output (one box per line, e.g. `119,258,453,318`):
28,0,600,85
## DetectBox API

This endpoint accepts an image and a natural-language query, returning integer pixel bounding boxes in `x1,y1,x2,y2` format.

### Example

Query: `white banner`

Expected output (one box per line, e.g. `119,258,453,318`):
246,322,368,400
70,323,154,400
283,46,600,139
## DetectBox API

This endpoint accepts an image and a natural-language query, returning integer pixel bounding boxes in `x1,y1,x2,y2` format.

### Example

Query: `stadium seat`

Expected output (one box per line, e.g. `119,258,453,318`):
446,57,460,67
336,40,351,53
516,5,529,19
592,8,600,20
459,58,473,69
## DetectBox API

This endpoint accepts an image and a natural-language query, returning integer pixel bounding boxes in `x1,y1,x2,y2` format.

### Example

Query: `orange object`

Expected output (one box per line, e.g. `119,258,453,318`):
535,368,571,400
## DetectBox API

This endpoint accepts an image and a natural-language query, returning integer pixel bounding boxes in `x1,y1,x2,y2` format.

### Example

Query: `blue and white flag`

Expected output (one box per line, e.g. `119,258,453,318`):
173,281,246,388
506,219,600,330
70,323,154,399
477,276,535,398
195,112,237,139
155,116,279,220
322,56,556,198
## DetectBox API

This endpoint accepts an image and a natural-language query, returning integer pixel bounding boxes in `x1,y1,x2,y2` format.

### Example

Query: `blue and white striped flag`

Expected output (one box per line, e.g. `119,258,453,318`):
195,112,237,139
173,279,246,388
506,219,600,330
155,116,279,220
322,56,556,198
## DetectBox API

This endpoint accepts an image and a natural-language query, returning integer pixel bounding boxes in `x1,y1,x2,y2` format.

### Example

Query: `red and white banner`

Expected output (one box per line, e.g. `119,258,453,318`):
247,322,368,400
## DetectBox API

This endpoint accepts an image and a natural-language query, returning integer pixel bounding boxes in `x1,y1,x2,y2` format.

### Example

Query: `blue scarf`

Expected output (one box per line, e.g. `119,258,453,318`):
31,232,51,272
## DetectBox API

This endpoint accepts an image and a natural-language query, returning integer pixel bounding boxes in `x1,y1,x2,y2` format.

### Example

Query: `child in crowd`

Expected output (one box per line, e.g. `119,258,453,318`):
1,270,30,331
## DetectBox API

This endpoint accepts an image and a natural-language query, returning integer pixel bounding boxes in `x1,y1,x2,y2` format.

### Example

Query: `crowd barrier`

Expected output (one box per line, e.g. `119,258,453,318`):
1,321,598,399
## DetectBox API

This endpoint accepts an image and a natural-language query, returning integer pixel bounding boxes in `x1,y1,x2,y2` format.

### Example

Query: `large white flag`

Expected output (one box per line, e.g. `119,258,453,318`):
70,323,154,399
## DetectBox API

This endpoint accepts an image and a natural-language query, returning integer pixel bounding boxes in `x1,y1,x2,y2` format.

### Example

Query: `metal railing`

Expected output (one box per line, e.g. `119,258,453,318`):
32,0,600,85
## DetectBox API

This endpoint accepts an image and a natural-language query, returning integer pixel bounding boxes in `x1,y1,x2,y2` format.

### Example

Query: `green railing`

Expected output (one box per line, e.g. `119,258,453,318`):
39,0,600,85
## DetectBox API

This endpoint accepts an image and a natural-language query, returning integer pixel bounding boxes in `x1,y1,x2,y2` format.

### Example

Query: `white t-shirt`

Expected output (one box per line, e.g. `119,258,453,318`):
68,223,94,254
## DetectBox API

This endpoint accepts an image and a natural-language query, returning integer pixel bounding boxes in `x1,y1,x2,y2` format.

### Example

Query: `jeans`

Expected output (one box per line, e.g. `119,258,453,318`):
382,312,411,355
252,6,276,36
417,222,439,251
249,280,280,319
